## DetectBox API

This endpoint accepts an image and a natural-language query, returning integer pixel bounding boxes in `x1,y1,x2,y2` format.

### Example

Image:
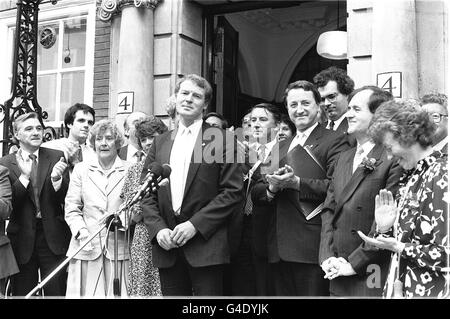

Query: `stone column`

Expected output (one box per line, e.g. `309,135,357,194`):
372,0,418,99
98,0,162,126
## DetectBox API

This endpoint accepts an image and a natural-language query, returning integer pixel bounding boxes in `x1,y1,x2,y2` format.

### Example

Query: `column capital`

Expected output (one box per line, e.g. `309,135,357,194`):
97,0,163,22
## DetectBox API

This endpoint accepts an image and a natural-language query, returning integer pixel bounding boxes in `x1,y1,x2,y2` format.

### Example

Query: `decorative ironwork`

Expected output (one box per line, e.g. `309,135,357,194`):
97,0,162,22
1,0,60,156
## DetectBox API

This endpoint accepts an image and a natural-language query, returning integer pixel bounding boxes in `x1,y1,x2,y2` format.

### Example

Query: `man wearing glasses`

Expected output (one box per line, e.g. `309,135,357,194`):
313,67,355,136
420,92,448,154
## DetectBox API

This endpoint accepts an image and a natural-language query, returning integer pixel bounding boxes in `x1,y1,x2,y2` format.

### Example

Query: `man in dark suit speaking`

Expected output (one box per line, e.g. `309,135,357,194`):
0,112,70,296
252,80,350,296
140,74,243,296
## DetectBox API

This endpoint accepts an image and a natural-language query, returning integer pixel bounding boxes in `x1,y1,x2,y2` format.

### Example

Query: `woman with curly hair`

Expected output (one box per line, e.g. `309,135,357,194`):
358,100,449,298
121,116,168,296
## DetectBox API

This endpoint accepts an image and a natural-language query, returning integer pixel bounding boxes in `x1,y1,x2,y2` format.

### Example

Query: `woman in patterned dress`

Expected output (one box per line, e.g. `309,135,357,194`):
122,116,168,296
359,100,448,298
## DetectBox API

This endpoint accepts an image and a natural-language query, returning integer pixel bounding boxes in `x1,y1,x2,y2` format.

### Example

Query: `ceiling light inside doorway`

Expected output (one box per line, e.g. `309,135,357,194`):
316,1,347,60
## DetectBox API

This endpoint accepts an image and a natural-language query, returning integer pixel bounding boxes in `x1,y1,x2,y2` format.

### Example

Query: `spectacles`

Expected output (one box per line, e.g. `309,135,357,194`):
428,112,448,123
320,93,339,103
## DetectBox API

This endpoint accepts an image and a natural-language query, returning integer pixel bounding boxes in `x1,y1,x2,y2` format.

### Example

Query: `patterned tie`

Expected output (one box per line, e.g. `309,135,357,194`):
329,120,335,131
244,190,253,216
352,146,365,173
258,144,267,162
29,154,41,218
77,146,83,163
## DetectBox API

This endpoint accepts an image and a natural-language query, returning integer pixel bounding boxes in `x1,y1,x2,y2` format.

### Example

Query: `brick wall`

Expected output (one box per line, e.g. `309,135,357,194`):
93,15,111,120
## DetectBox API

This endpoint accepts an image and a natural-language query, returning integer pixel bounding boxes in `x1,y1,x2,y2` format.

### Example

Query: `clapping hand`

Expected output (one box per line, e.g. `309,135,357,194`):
374,189,397,233
51,157,68,181
266,164,299,190
16,152,31,178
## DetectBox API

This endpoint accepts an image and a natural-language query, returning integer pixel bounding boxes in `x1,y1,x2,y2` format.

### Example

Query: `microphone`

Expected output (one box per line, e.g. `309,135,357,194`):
128,162,165,206
149,164,171,193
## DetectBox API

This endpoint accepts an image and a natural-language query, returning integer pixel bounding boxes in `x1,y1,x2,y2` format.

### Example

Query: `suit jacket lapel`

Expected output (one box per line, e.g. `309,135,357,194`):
37,148,51,196
162,129,177,203
302,124,323,151
334,144,384,217
106,157,127,196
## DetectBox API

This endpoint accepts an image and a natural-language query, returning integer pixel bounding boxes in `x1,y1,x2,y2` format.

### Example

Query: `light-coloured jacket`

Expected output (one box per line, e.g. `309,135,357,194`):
65,155,131,261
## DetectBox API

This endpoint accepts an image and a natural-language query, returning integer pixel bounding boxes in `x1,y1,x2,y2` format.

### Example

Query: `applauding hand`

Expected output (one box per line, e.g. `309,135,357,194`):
374,189,397,233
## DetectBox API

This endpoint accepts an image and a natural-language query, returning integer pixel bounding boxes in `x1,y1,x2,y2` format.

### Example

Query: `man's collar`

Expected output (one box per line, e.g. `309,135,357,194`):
296,122,319,139
178,119,203,136
19,147,39,161
330,113,347,128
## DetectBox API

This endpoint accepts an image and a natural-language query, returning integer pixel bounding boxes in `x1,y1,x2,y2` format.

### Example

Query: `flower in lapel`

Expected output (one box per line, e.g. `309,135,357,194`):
360,157,377,173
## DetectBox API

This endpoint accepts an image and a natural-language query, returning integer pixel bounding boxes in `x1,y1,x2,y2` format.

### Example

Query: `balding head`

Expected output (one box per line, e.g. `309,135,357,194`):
124,111,147,148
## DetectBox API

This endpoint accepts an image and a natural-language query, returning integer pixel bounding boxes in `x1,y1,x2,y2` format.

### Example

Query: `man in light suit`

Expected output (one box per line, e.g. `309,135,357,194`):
252,80,350,296
0,112,70,296
0,165,18,296
319,86,403,296
140,74,244,296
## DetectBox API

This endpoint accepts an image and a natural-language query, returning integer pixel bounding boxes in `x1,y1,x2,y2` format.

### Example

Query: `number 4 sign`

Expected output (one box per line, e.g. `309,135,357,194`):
117,91,134,114
376,72,402,98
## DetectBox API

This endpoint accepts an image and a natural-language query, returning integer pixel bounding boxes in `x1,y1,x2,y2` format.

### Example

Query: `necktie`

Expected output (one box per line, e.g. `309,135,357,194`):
29,154,41,218
244,191,253,215
258,144,267,162
135,150,144,163
352,146,365,173
329,120,335,131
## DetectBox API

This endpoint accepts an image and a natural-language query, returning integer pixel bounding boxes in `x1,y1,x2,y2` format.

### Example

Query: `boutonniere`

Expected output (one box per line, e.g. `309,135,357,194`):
360,157,377,173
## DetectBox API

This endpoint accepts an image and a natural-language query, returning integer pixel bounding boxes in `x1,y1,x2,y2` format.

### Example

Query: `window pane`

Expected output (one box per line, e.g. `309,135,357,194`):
62,17,86,68
37,23,59,71
37,74,57,121
60,71,85,120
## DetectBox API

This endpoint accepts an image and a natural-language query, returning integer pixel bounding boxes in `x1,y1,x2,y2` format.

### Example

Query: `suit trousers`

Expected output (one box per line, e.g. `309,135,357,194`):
10,220,67,296
158,248,224,296
271,260,329,296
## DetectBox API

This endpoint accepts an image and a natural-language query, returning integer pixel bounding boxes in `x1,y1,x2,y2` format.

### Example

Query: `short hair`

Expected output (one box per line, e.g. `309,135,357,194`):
64,103,95,133
13,112,40,134
347,85,394,114
369,100,435,148
89,119,125,151
279,113,296,135
250,103,283,124
123,111,147,131
283,80,322,106
203,112,229,129
420,92,448,109
175,74,213,107
165,94,177,120
313,66,355,96
135,116,168,149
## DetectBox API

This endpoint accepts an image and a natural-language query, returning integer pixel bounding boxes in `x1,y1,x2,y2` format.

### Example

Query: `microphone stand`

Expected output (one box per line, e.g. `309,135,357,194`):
25,175,165,299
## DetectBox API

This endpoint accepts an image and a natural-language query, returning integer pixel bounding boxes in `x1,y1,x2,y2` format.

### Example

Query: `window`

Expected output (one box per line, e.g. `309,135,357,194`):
2,2,95,129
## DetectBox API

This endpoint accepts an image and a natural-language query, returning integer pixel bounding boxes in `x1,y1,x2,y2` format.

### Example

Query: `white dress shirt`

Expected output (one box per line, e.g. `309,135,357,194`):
170,119,203,215
352,140,376,173
327,113,347,131
288,122,319,153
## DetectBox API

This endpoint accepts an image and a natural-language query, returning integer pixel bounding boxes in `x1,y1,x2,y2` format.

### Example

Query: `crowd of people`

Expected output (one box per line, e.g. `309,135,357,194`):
0,67,448,298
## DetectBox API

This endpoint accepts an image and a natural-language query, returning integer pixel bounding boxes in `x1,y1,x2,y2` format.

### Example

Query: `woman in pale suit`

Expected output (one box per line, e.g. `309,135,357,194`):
65,120,131,297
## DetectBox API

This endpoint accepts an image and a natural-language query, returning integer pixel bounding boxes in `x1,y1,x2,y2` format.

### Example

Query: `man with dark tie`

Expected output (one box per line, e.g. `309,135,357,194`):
313,67,356,146
230,103,281,296
319,86,403,297
251,80,350,296
43,103,96,168
118,111,147,163
140,74,243,296
0,112,71,296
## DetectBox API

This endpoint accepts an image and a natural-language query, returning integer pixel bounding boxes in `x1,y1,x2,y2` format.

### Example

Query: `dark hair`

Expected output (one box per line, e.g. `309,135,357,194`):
175,74,213,107
64,103,95,133
347,85,393,114
250,103,283,124
313,66,355,96
204,112,229,129
283,80,321,106
420,92,448,109
135,116,168,149
369,100,435,148
279,113,296,134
